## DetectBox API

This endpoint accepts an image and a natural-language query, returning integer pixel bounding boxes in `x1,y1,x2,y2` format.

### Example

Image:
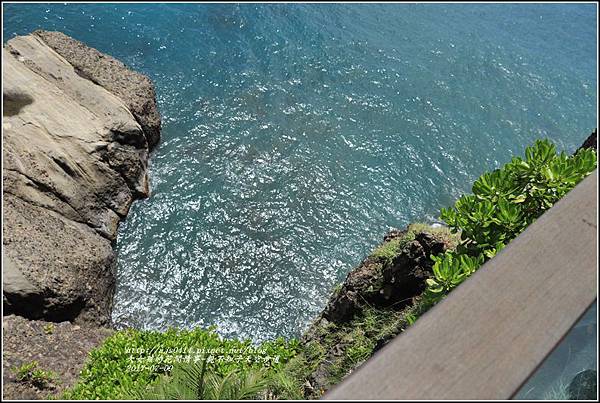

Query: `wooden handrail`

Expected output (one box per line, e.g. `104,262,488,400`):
324,170,598,400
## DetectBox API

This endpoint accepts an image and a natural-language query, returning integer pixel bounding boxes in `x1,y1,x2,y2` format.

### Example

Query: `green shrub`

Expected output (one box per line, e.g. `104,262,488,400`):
13,361,57,389
61,326,299,400
43,323,55,335
422,252,484,306
418,139,596,312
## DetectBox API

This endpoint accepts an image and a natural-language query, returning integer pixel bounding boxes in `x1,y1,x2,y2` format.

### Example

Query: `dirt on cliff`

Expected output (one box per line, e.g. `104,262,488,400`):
2,315,114,400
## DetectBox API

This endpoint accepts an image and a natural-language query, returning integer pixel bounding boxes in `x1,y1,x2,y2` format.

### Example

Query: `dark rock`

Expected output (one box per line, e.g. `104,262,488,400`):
415,232,446,256
577,128,597,153
381,233,445,306
568,369,597,400
320,260,381,323
322,290,357,323
321,228,449,324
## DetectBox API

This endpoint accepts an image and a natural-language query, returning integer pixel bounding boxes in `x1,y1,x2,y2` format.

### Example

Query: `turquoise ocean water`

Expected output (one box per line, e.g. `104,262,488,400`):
3,3,597,342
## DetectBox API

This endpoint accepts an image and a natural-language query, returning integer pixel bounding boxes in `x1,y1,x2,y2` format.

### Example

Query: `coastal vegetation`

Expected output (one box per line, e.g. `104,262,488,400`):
61,327,298,399
413,139,597,318
58,138,596,400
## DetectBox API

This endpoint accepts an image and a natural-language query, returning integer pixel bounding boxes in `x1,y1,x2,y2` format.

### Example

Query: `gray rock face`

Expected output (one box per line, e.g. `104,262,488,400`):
33,30,162,149
2,32,160,325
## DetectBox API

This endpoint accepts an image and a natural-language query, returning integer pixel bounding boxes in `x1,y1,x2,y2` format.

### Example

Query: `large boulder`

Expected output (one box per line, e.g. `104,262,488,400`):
568,369,597,400
2,32,160,324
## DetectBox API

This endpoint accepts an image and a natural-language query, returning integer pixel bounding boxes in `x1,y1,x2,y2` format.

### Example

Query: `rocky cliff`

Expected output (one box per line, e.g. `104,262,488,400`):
2,30,161,399
2,31,160,326
291,224,459,398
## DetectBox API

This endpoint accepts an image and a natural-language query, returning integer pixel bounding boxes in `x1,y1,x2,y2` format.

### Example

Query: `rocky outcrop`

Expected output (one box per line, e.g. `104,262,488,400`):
296,132,597,399
298,225,458,398
321,229,448,324
2,32,160,325
568,369,597,400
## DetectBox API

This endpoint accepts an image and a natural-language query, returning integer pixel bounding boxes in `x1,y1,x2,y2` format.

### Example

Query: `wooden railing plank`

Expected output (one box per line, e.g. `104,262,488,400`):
324,170,597,400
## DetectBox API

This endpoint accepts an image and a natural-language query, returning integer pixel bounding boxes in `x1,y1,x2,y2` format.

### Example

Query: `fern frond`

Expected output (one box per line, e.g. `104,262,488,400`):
127,361,273,400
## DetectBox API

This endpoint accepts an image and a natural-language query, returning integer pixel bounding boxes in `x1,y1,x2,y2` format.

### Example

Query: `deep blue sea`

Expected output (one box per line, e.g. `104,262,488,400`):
3,3,597,342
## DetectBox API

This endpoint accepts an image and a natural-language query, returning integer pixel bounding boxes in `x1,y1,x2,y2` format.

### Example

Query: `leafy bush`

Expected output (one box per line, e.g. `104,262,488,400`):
441,139,596,257
61,326,299,400
419,139,596,311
